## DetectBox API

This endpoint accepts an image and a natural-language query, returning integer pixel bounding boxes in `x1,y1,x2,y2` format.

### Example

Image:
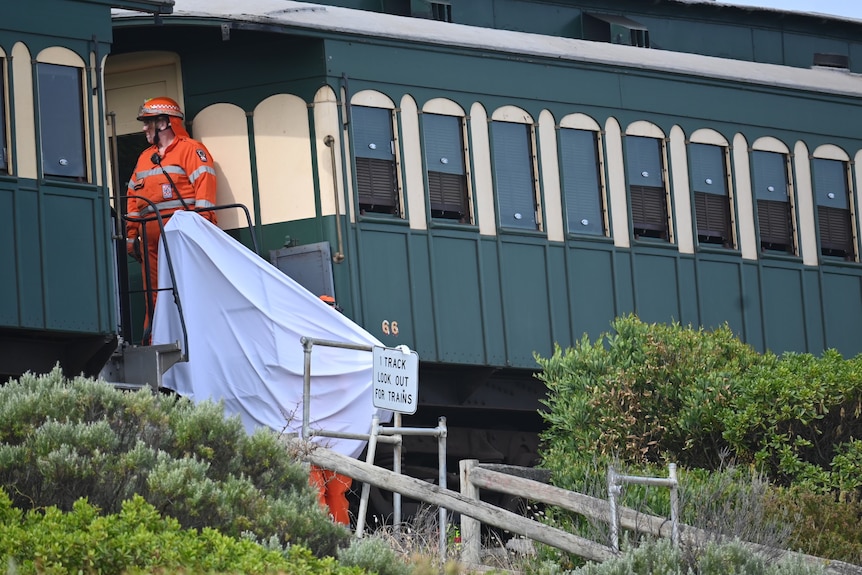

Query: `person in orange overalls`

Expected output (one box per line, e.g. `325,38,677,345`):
308,294,354,525
125,97,218,344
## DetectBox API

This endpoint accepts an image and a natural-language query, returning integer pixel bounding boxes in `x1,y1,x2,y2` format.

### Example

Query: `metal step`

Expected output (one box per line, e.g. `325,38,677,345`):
100,343,185,391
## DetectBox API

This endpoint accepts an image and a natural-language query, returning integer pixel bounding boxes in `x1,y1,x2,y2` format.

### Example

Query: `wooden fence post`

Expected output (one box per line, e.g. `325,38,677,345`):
459,459,481,565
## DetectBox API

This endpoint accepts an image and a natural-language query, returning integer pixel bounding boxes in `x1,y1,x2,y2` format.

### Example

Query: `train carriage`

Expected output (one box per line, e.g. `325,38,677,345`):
0,0,171,381
5,0,862,476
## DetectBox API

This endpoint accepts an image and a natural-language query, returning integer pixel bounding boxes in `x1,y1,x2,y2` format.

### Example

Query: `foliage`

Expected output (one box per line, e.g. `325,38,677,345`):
721,351,862,497
0,367,349,557
568,538,824,575
537,315,761,479
337,535,412,575
763,487,862,565
0,487,365,575
537,315,862,495
535,315,862,563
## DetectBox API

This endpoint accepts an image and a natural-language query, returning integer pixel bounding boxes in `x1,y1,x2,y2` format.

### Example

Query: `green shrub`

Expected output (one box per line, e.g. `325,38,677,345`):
0,367,349,557
721,350,862,496
763,488,862,565
569,539,824,575
0,487,365,575
535,315,862,563
537,315,760,480
336,536,412,575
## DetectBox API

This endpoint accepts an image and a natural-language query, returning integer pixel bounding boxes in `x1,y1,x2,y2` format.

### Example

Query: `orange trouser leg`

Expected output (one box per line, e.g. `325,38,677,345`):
309,465,352,525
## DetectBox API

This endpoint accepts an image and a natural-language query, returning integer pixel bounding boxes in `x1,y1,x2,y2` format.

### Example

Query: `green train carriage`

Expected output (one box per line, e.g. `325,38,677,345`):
103,0,862,470
0,0,171,381
4,0,862,479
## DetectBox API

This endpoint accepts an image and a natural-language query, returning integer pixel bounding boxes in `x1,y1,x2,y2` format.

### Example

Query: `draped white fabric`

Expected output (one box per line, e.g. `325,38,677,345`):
152,211,389,457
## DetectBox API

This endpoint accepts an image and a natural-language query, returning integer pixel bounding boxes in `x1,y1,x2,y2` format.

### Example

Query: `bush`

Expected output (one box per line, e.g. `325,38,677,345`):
535,315,862,563
570,538,824,575
763,488,862,565
538,316,862,495
337,536,412,575
0,487,364,575
0,367,349,557
537,315,761,478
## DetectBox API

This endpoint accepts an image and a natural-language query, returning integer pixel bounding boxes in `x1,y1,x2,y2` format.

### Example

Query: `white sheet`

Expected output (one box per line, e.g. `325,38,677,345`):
152,211,390,457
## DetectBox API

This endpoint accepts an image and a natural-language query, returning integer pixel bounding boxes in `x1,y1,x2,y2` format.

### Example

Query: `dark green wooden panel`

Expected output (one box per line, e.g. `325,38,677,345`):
697,259,745,335
499,240,553,366
356,229,415,348
783,32,848,70
821,271,862,357
406,234,437,359
0,187,17,325
802,268,825,353
614,251,635,315
633,252,681,323
760,265,807,353
567,244,618,342
43,193,100,332
546,244,572,349
751,28,784,65
429,235,486,364
479,238,506,366
741,263,765,352
16,187,44,329
677,257,699,326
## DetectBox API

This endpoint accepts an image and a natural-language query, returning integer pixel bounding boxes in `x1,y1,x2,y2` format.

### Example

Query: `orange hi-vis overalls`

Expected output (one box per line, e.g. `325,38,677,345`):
309,465,353,525
126,135,218,340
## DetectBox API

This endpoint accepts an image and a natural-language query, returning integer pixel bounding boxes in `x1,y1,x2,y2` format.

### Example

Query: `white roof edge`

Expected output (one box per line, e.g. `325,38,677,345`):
112,0,862,98
670,0,862,24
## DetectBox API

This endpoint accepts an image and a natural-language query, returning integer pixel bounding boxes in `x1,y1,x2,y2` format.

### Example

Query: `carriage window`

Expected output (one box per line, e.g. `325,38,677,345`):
37,63,86,180
689,143,733,248
352,105,400,217
812,158,856,260
0,60,7,173
491,120,540,231
626,135,669,241
559,128,605,236
423,113,470,223
752,150,795,254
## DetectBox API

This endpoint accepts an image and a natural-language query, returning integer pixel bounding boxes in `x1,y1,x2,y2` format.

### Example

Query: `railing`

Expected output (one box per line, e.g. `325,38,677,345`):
283,439,862,575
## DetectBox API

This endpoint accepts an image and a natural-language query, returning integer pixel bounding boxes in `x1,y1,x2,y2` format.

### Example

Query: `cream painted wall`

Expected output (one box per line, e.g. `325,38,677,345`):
400,95,427,230
538,109,563,242
793,140,817,266
604,117,629,248
313,86,344,220
12,42,36,179
732,133,757,260
254,94,315,224
194,103,253,231
470,103,495,236
104,52,183,137
669,125,693,254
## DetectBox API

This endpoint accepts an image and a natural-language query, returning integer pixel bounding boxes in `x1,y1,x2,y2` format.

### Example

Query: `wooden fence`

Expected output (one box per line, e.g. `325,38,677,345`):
287,438,862,575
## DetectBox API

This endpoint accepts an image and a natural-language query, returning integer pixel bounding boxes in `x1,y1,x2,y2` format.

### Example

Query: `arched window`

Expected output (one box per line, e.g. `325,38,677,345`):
688,130,734,248
751,138,795,254
559,114,606,236
421,99,471,223
490,107,540,231
812,146,856,261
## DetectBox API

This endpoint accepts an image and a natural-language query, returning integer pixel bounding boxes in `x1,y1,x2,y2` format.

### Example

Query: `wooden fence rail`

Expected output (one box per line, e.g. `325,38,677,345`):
461,460,862,575
285,438,862,575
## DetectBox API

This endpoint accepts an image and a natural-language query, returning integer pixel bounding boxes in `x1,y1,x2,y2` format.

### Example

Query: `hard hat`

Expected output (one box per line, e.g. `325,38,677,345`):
137,96,184,121
319,295,336,306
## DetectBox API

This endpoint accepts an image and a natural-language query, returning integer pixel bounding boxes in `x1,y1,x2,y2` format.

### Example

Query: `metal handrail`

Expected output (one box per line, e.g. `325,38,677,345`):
120,199,258,358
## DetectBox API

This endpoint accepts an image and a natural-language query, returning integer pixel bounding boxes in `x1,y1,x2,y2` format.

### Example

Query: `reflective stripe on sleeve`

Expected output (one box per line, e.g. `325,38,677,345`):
188,165,216,184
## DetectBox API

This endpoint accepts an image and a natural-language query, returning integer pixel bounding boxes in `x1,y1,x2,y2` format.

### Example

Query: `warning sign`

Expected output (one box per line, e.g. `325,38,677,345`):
372,345,419,414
